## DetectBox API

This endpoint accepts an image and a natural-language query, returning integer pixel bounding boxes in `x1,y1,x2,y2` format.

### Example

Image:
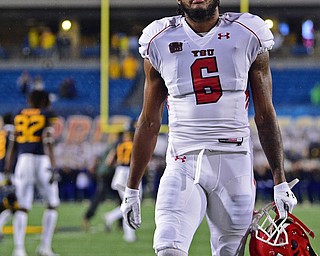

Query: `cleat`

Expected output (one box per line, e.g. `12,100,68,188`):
36,246,58,256
12,248,27,256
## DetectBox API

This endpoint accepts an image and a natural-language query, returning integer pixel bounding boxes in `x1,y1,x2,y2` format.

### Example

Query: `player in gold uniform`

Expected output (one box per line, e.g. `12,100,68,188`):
104,124,142,243
5,90,59,256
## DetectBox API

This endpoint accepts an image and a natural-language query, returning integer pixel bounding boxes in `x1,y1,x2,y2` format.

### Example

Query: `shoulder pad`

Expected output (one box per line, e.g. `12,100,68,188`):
224,12,274,53
139,15,182,58
228,12,267,32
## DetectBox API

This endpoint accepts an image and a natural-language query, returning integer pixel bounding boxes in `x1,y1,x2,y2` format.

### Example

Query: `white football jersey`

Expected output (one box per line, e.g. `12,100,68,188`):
139,12,274,156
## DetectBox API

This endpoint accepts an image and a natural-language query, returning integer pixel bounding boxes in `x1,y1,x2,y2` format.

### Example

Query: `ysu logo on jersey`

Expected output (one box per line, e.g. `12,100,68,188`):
218,32,231,40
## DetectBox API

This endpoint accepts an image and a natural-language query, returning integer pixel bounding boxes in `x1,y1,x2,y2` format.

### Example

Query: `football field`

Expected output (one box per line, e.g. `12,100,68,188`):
0,199,319,255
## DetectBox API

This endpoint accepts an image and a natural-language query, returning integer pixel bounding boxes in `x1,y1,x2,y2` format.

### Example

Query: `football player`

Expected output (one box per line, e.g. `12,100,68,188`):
120,0,297,255
5,90,60,256
0,113,16,241
105,122,143,243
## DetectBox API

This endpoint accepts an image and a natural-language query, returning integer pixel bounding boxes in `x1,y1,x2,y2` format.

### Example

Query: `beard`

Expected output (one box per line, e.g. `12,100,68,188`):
178,0,219,22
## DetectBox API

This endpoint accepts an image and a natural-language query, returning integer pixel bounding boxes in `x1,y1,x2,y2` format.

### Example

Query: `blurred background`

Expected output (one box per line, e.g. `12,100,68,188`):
0,0,319,204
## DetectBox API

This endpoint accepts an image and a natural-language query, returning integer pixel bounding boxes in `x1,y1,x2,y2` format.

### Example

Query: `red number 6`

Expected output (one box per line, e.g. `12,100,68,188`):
191,57,222,104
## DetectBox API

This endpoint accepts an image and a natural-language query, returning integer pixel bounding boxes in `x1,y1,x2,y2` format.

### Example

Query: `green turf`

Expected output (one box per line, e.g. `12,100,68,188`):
0,200,319,255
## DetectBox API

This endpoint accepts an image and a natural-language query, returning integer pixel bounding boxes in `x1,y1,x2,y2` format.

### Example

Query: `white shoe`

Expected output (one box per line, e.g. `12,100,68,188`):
36,246,58,256
123,234,137,243
12,248,27,256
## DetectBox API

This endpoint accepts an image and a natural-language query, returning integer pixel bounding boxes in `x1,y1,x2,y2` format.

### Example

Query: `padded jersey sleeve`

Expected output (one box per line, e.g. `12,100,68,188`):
138,16,181,73
235,12,274,54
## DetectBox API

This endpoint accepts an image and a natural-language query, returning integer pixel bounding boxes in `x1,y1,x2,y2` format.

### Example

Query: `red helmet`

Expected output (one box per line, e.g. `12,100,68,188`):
249,203,317,256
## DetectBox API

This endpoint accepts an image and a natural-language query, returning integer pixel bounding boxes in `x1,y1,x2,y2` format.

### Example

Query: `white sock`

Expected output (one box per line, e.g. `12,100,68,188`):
122,219,136,241
0,209,12,232
41,209,58,249
13,211,28,250
105,206,122,224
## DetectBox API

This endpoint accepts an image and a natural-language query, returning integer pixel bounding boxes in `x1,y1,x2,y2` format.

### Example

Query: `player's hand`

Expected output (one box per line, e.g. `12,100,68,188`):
48,168,61,184
274,179,298,219
120,187,141,230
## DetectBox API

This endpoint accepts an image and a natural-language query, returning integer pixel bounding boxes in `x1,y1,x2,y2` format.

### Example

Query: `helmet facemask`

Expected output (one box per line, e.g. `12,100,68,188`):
249,202,317,256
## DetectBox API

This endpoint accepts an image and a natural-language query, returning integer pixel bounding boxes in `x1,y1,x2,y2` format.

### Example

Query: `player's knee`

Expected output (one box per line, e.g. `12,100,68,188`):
157,248,187,256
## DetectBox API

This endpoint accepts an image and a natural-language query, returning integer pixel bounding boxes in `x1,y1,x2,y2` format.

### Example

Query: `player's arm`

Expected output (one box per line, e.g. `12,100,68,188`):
249,51,297,218
121,58,167,230
43,125,61,184
127,58,168,190
249,51,285,185
43,126,56,169
4,131,17,176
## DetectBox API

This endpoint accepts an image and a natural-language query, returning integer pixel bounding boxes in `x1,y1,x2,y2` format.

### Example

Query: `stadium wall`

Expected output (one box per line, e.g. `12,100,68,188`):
0,67,319,121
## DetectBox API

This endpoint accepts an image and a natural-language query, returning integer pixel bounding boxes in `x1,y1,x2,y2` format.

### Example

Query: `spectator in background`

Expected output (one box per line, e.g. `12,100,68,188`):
109,55,121,79
28,28,40,50
128,34,140,57
122,52,139,80
16,70,33,95
33,75,45,91
40,27,56,58
110,33,120,55
59,78,77,99
22,27,41,57
119,33,129,58
56,32,71,59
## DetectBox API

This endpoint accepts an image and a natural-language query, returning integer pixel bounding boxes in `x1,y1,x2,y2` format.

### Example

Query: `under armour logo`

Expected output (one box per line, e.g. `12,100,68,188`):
286,191,296,199
218,32,230,40
174,156,186,162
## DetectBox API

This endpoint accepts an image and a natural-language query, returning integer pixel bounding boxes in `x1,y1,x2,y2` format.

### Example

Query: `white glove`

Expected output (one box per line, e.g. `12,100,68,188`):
120,187,141,230
274,179,298,219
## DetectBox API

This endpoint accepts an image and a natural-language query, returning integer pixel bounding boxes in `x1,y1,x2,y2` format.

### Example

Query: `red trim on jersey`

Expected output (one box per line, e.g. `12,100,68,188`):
147,25,177,55
245,89,250,109
225,18,262,47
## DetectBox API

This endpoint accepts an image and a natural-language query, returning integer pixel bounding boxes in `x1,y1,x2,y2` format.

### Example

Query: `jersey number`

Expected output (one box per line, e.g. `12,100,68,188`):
191,57,222,104
116,141,133,166
15,115,45,143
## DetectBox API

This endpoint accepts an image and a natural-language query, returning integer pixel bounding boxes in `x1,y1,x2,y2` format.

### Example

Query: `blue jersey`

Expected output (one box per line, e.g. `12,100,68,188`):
14,108,56,155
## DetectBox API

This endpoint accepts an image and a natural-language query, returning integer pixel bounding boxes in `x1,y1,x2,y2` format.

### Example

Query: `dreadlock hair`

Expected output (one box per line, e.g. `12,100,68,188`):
177,4,184,15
